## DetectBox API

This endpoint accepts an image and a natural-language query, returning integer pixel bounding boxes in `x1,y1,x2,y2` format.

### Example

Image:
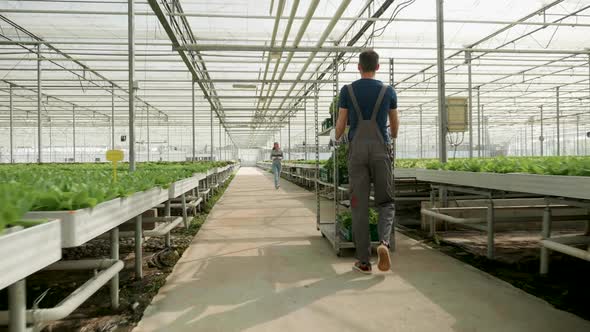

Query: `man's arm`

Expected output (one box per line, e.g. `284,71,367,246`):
335,108,348,140
389,109,399,139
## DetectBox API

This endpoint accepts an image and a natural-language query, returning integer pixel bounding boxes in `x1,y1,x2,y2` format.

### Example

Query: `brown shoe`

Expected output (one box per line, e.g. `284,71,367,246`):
377,244,391,271
352,261,372,274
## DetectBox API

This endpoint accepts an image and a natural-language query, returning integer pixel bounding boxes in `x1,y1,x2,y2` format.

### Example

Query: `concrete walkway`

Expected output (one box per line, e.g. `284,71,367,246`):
134,167,590,332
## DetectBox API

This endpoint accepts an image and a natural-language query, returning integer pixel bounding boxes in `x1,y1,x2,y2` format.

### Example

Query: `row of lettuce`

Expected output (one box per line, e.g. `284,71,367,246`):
0,161,232,233
267,155,590,181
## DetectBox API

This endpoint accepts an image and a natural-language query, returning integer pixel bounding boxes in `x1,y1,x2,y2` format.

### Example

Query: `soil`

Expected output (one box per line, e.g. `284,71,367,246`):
0,175,234,332
396,210,590,321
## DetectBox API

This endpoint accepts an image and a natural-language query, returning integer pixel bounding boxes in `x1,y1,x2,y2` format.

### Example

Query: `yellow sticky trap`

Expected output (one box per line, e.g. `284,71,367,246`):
106,150,124,182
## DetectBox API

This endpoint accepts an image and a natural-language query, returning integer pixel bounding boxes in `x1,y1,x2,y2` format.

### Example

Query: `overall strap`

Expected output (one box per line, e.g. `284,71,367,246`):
370,85,388,122
346,84,364,120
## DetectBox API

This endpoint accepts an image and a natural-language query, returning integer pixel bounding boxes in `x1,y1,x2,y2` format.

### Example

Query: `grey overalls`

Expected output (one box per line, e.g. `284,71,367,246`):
346,84,395,264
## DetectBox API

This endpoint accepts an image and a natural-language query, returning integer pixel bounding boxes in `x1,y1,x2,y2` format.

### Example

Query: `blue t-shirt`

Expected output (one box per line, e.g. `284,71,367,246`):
338,79,397,143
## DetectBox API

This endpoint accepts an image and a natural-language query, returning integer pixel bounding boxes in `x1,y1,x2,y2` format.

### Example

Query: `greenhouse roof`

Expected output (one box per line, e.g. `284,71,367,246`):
1,0,590,151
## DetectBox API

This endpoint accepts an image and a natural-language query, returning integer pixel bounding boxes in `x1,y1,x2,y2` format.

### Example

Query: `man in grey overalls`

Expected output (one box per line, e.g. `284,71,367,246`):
334,50,399,273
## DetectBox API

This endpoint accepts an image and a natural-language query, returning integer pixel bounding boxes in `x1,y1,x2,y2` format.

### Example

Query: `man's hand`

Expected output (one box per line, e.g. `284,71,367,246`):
388,138,396,161
329,128,348,148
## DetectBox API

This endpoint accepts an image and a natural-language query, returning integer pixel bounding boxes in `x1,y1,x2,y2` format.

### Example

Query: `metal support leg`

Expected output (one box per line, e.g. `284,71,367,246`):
429,189,436,237
314,79,320,230
439,186,448,231
110,227,119,309
486,199,495,259
8,279,26,332
540,206,552,274
135,215,143,279
181,193,188,228
165,200,171,247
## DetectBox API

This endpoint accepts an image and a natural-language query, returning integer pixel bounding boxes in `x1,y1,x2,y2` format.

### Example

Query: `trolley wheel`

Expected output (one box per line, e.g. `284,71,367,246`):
336,249,342,257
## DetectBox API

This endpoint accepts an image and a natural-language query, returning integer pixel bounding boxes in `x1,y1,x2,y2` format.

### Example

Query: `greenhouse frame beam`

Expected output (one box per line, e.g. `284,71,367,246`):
178,44,590,55
397,0,569,90
37,44,41,163
147,0,236,149
273,0,393,130
402,55,587,116
6,7,590,28
436,0,447,162
263,0,351,129
0,15,169,119
129,0,135,170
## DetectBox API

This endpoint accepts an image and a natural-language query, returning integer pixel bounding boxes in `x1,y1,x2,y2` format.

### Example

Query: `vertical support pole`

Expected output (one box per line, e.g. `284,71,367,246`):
333,57,339,244
480,105,487,158
466,51,474,158
8,279,26,332
9,84,13,163
146,107,150,162
72,106,76,162
218,121,222,161
429,189,436,236
540,106,544,157
304,84,308,160
181,193,188,228
192,81,196,162
389,58,394,86
523,123,529,156
419,105,423,159
436,0,447,163
165,200,171,247
135,215,142,279
540,205,552,274
486,198,495,259
110,227,119,309
210,106,214,160
37,44,42,164
288,117,291,161
530,118,535,156
576,115,580,156
477,86,481,157
128,0,136,171
556,87,560,156
111,84,115,150
167,118,170,161
314,77,320,230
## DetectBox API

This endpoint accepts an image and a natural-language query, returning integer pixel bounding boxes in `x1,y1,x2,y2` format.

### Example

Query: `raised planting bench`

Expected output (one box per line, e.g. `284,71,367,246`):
0,220,62,291
394,168,417,178
0,220,62,331
25,186,169,248
416,169,590,266
416,169,590,201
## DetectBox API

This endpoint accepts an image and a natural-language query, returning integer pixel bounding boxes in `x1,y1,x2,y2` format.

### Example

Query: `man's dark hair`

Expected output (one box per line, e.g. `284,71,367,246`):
359,50,379,72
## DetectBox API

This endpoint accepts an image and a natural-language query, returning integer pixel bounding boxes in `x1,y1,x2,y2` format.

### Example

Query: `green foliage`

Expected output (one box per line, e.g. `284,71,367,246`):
338,208,378,230
424,156,590,176
0,161,231,231
329,95,339,118
0,182,34,233
323,145,349,183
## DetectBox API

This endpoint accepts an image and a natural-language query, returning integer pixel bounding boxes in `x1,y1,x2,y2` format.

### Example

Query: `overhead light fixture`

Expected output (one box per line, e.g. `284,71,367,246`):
270,51,282,59
232,84,257,89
